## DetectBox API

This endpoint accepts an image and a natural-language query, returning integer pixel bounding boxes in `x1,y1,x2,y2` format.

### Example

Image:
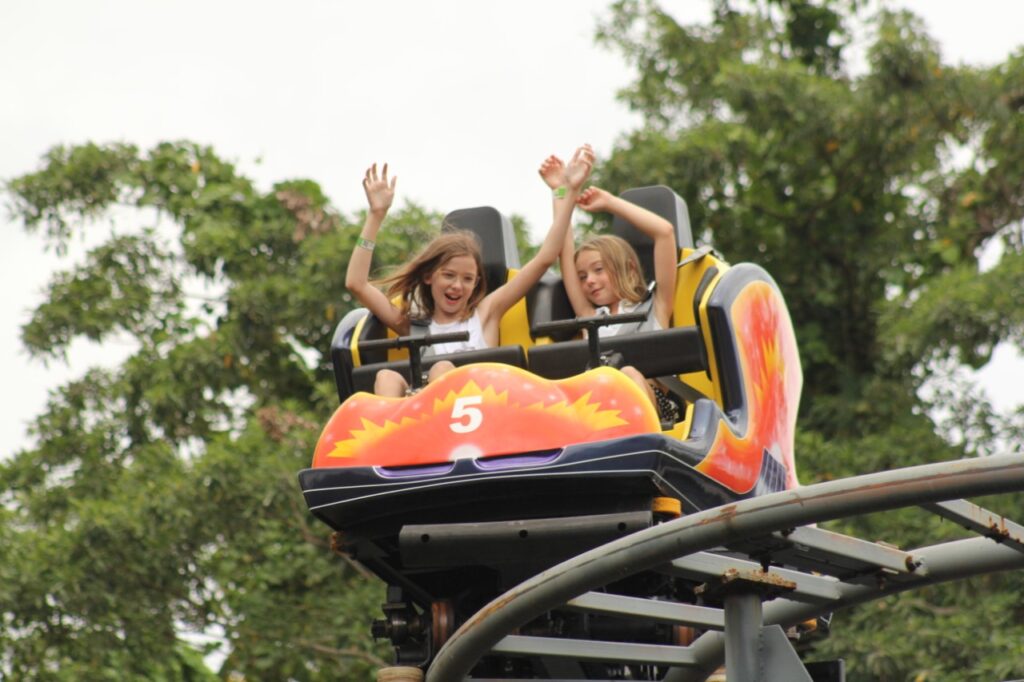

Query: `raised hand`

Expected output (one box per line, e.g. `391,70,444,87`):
362,162,396,215
537,155,565,190
576,186,613,213
564,144,595,191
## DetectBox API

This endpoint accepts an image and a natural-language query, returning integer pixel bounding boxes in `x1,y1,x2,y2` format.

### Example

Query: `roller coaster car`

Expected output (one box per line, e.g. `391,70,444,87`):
298,187,803,670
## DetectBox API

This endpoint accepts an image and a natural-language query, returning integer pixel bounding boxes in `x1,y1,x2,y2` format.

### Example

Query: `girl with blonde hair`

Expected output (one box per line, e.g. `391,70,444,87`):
539,156,678,416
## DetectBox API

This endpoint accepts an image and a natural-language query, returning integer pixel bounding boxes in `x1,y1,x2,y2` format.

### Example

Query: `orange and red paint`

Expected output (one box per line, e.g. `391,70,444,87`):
696,281,802,492
312,364,660,469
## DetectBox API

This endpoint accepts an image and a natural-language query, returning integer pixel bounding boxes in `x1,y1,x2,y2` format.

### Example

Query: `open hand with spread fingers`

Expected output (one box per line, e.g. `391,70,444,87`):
564,144,595,191
362,162,397,215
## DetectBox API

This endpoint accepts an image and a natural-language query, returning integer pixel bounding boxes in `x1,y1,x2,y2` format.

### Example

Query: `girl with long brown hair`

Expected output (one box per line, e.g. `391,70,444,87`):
346,145,594,396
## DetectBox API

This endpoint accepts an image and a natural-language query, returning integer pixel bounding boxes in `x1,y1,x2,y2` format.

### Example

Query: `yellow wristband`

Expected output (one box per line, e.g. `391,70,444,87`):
553,187,567,199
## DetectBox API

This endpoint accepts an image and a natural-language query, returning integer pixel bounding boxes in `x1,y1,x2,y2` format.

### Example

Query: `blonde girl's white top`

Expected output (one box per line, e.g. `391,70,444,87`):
595,298,662,338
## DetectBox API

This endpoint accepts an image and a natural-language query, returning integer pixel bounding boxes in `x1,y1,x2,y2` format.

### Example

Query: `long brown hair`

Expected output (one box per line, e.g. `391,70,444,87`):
377,230,486,320
575,234,648,304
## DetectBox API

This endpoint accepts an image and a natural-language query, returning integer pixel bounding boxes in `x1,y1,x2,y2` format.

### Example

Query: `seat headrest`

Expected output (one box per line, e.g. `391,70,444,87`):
443,206,520,296
610,186,694,282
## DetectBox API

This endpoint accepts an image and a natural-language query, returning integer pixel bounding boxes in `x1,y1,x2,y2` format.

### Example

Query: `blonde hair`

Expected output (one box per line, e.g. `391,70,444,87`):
377,230,486,320
575,234,648,304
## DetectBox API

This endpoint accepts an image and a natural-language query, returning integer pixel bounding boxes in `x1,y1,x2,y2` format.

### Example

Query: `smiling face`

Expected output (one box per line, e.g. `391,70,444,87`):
574,235,648,311
425,255,481,322
575,248,618,309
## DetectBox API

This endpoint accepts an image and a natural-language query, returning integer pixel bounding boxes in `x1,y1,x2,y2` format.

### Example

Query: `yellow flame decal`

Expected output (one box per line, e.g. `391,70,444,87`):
317,365,652,466
431,381,510,415
523,391,628,430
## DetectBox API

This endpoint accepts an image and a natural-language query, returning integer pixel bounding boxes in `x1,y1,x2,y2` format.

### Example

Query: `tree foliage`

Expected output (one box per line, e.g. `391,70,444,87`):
594,1,1024,679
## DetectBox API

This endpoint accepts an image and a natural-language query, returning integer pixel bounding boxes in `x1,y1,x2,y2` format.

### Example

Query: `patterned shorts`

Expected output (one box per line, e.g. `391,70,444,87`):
652,384,682,424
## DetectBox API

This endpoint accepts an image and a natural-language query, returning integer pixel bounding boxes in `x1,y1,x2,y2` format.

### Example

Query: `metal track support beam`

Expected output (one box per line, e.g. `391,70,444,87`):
425,454,1024,682
723,592,761,681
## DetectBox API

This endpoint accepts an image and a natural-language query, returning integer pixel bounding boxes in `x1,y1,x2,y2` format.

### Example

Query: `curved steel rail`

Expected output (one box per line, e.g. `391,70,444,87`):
426,454,1024,681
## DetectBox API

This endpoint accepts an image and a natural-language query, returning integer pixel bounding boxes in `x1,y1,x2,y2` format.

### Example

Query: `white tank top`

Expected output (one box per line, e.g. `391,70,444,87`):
427,311,489,355
595,299,662,338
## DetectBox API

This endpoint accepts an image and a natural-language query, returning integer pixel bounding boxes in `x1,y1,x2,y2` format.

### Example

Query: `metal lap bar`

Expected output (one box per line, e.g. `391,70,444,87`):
565,591,725,630
922,499,1024,554
666,552,841,605
491,635,699,667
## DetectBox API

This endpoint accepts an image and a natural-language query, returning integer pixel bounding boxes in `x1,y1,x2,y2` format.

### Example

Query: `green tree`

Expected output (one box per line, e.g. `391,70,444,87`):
594,1,1024,679
0,141,458,679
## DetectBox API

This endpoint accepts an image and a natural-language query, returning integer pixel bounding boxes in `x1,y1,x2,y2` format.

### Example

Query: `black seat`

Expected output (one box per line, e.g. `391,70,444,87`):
443,206,519,295
611,185,694,281
524,272,576,342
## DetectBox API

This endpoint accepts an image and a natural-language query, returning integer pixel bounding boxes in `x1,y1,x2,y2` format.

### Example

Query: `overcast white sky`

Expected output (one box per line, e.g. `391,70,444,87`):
2,0,1022,459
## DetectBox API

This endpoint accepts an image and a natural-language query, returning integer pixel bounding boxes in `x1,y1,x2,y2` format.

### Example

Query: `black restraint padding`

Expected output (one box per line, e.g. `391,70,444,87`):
527,326,706,380
350,345,528,394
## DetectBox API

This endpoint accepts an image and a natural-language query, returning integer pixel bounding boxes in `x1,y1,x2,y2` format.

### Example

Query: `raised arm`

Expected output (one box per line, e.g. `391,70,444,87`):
479,145,594,328
344,163,408,334
540,155,596,318
577,187,678,328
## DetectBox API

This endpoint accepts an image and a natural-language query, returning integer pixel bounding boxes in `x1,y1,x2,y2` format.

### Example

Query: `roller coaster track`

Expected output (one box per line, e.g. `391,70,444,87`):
423,454,1024,682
